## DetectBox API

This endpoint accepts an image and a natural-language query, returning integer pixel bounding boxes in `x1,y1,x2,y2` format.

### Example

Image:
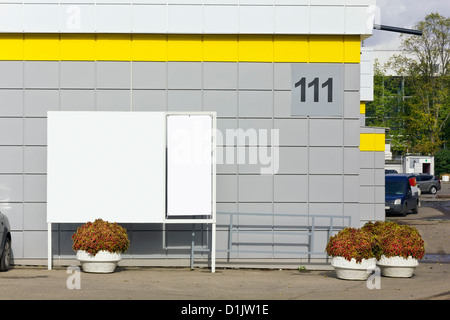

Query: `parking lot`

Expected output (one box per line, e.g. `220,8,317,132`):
1,183,449,302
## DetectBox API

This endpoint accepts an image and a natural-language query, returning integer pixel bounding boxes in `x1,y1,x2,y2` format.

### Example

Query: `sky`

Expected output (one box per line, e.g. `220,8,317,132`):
363,0,450,50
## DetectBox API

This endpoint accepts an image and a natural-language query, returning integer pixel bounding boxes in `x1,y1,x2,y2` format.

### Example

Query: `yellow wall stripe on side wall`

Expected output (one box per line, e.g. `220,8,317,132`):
360,133,385,152
0,34,361,63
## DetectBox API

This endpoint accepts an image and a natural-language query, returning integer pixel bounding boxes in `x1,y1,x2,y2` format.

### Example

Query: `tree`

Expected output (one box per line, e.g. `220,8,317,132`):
434,148,450,176
388,13,450,155
366,62,411,154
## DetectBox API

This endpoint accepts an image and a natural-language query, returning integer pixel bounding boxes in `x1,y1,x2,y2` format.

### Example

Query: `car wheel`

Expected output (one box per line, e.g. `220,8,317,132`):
429,186,437,194
412,201,419,214
0,237,11,271
401,204,407,217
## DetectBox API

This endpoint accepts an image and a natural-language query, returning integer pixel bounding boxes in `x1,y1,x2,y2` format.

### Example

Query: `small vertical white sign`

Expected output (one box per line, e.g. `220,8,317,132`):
167,115,213,216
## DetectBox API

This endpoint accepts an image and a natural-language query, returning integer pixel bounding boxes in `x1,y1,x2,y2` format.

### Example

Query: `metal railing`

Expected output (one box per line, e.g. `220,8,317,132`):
190,212,351,269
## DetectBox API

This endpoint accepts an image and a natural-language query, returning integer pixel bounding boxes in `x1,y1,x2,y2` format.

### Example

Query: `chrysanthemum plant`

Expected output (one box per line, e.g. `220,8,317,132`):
325,228,376,263
72,219,130,256
362,221,425,260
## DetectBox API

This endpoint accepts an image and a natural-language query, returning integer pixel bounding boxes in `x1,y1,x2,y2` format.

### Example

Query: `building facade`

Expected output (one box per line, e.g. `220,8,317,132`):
0,0,385,267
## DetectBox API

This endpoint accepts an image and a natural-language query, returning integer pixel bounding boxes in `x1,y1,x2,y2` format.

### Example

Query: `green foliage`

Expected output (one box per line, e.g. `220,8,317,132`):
434,148,450,175
72,219,130,256
367,13,450,155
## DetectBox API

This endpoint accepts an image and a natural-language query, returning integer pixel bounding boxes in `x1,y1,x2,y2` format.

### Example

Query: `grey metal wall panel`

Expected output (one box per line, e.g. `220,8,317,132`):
273,91,291,118
216,175,237,202
23,203,47,231
216,146,238,174
344,119,360,146
23,231,47,258
203,90,238,117
344,91,360,118
344,147,359,174
60,89,96,111
238,175,273,202
309,203,342,215
24,89,59,117
0,175,23,202
277,147,308,174
344,175,359,203
0,146,23,173
60,61,95,89
309,147,343,175
360,168,374,186
24,175,46,202
360,151,374,169
274,175,308,202
309,119,343,147
132,90,167,111
167,90,202,111
168,62,202,89
374,152,385,169
0,89,23,116
238,63,273,90
132,62,167,89
96,61,131,89
309,175,343,203
344,63,360,91
24,146,47,174
237,146,266,174
0,118,23,145
0,203,23,230
203,62,237,89
24,61,59,89
24,118,47,145
0,61,23,88
273,63,291,90
274,119,308,146
216,118,238,146
238,91,273,117
96,90,131,111
375,186,384,203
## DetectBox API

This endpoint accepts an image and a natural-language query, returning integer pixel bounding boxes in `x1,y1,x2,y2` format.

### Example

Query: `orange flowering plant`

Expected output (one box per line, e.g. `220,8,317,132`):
325,228,376,263
362,221,425,260
72,219,130,256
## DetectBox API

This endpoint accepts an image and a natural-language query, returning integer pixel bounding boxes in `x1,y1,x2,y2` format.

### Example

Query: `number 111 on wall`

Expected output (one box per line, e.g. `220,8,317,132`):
295,77,333,103
291,64,344,117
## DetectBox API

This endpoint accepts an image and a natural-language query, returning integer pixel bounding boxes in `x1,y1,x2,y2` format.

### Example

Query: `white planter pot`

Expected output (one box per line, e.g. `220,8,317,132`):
331,256,377,280
76,250,121,273
377,255,419,278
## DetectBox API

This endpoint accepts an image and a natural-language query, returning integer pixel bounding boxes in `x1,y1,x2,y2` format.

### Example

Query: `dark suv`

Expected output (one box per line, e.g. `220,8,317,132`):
415,174,441,194
0,211,11,271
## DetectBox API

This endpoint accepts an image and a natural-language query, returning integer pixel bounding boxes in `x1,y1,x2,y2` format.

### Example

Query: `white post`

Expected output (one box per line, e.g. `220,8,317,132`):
211,221,216,273
47,222,52,270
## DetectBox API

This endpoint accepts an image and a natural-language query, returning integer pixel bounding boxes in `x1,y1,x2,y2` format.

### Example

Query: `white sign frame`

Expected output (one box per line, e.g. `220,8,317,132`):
46,111,216,272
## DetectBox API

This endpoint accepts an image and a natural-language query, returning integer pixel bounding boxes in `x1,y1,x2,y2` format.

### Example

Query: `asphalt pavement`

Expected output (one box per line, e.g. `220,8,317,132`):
1,186,449,303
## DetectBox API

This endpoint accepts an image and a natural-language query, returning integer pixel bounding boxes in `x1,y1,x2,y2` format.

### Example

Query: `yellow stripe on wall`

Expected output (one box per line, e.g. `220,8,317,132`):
0,34,360,63
360,133,385,152
360,102,366,114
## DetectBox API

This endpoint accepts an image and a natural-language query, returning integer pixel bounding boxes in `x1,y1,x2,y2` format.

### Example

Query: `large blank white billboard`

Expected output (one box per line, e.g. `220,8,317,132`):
47,111,215,224
47,112,166,223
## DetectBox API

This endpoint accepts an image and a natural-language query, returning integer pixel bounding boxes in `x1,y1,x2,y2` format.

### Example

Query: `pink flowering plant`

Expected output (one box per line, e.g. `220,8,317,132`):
362,221,425,260
325,227,376,263
72,219,130,256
